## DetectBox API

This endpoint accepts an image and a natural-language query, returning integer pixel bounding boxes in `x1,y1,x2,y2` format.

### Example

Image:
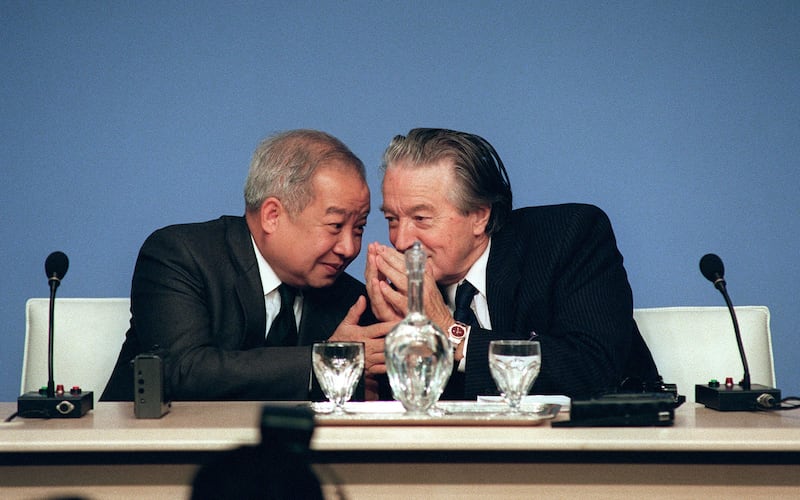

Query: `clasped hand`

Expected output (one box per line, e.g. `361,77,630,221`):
365,242,463,361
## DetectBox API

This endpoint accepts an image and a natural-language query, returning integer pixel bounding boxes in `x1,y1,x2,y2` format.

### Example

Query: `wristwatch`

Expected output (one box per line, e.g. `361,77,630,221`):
447,321,470,346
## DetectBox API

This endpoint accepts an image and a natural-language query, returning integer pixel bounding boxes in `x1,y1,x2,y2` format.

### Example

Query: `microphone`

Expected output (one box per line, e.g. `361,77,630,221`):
699,253,725,292
44,252,69,398
45,251,69,290
695,253,781,411
699,253,750,390
17,252,94,418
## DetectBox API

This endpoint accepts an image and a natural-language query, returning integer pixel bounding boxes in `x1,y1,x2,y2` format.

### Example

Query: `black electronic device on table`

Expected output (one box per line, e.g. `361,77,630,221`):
553,391,679,427
16,252,94,418
134,352,171,419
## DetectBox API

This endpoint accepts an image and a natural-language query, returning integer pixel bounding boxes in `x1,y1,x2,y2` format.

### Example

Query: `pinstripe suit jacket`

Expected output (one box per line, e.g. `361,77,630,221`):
101,216,371,401
461,204,659,400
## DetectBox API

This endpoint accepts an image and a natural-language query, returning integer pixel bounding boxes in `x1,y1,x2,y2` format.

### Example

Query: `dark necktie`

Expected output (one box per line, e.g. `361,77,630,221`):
265,284,298,346
454,280,479,327
442,280,479,401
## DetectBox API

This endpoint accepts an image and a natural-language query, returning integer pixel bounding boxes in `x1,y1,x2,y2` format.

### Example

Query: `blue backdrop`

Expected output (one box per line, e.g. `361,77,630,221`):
2,1,798,401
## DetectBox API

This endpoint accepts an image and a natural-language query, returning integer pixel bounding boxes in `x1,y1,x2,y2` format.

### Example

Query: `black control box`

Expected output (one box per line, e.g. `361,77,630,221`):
134,353,171,419
17,388,94,418
696,382,782,411
554,392,678,427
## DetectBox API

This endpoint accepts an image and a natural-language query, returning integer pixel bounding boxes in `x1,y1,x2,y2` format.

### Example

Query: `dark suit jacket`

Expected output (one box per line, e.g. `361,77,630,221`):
102,216,371,401
460,204,659,400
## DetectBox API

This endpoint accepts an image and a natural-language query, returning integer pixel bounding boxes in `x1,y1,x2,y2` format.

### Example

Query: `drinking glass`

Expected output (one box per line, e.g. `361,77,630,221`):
488,340,541,413
312,342,365,414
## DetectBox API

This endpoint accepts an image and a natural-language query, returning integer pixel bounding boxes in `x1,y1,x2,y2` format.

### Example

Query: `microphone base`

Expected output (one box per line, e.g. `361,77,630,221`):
695,383,781,411
17,390,94,418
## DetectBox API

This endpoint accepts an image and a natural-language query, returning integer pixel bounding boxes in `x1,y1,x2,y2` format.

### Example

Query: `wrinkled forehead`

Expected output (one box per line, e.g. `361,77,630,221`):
380,162,454,212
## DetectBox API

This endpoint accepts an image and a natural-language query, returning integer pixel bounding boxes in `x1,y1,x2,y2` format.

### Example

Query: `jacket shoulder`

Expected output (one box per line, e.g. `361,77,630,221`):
511,203,609,225
145,215,245,242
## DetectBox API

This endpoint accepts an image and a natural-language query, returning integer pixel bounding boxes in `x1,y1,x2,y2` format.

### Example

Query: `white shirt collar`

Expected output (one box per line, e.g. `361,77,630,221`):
251,235,281,296
251,235,303,333
446,238,491,306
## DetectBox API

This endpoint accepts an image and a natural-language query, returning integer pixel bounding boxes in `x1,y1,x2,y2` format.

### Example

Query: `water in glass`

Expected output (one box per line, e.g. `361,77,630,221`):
489,340,541,413
312,342,364,414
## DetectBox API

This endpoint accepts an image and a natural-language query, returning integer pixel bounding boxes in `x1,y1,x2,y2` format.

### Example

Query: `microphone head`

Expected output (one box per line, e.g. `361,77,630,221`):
699,253,725,284
45,251,69,281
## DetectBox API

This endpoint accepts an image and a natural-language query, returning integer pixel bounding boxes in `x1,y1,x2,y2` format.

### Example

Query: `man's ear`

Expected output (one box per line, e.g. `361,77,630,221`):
259,197,284,234
471,205,492,236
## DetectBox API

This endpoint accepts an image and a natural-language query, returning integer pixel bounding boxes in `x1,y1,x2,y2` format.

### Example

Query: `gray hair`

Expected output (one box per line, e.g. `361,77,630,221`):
381,128,512,235
244,129,366,216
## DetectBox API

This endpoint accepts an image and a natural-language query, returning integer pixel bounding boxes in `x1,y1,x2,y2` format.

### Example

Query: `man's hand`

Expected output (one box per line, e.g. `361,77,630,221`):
367,243,455,334
328,295,392,376
365,242,404,322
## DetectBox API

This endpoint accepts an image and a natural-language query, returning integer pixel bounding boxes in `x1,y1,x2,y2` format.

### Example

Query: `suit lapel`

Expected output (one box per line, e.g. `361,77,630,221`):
486,225,522,333
226,217,267,349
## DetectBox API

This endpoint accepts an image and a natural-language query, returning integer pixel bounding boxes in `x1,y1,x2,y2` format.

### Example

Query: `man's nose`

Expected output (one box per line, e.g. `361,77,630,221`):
391,220,417,252
334,231,359,258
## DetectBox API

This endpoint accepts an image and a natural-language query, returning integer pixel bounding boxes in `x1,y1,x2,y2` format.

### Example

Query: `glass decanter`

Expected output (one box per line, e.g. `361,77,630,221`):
384,241,453,414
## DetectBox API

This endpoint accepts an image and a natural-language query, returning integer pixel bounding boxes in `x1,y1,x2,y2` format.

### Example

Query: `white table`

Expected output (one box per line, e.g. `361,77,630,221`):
2,401,800,499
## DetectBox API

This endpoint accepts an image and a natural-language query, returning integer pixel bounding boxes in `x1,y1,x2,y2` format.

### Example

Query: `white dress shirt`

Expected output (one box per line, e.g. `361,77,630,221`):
444,239,492,372
251,236,303,339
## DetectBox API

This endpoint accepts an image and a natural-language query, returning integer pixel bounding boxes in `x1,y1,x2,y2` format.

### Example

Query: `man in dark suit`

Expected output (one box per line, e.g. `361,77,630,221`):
366,128,659,400
103,129,389,401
